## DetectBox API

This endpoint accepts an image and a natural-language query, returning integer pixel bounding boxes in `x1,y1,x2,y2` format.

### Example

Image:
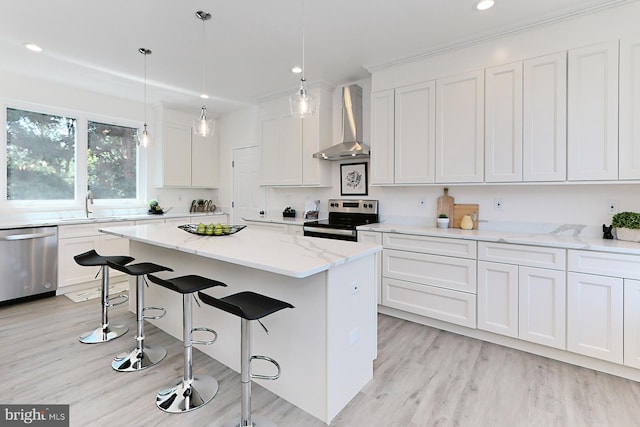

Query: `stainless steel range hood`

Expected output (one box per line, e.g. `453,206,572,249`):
313,84,370,160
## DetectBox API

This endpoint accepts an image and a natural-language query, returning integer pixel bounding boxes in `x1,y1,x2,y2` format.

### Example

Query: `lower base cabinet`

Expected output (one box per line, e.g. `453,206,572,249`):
567,272,624,364
624,279,640,369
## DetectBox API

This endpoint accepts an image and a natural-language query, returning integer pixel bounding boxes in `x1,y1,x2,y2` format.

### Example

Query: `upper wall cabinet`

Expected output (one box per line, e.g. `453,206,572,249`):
619,37,640,180
567,41,619,181
259,87,332,187
523,52,567,182
370,82,436,185
158,108,219,188
485,62,523,182
436,70,485,183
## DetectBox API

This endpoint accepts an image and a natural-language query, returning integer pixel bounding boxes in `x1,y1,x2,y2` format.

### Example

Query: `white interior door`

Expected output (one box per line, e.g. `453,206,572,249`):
232,146,266,223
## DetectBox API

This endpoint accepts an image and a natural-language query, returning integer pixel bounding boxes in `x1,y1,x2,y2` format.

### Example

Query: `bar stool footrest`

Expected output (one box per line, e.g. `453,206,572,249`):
106,293,129,307
250,355,281,380
191,327,217,346
156,375,219,413
142,306,166,320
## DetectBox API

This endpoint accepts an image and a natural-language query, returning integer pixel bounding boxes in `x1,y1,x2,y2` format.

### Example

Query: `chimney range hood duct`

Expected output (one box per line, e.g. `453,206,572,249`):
313,84,370,160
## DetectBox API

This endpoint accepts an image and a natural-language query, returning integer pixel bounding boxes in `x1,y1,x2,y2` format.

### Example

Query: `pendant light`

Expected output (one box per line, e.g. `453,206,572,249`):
193,10,214,137
139,47,152,148
289,0,317,118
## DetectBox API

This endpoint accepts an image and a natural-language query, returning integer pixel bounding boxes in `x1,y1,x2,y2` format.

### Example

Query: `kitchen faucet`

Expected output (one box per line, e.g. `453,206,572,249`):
85,191,94,218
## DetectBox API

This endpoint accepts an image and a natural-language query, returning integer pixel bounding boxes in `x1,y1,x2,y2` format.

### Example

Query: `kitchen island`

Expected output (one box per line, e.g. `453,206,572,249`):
100,222,381,424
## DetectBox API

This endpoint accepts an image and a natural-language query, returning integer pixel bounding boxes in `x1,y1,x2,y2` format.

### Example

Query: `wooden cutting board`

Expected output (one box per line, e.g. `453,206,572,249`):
453,204,479,229
436,188,454,228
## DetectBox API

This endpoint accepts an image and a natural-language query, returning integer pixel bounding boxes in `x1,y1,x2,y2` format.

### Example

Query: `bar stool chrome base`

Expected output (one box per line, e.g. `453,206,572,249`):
111,345,167,372
221,415,277,427
79,324,128,344
156,375,219,413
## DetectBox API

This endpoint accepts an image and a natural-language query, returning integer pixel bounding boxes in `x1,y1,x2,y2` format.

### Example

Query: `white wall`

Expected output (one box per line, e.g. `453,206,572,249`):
217,2,640,230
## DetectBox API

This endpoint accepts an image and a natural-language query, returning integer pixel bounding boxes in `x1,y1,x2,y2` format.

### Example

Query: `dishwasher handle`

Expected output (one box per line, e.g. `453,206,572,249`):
0,231,57,241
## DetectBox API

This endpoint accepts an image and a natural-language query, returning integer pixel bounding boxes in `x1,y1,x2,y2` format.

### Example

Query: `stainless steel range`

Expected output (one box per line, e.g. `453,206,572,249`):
303,199,379,241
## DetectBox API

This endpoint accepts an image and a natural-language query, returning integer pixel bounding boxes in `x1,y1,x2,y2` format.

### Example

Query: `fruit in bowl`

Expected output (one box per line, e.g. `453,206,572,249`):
149,199,163,213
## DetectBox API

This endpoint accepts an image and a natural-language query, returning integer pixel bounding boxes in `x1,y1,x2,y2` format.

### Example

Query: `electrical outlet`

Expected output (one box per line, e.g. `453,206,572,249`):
351,283,360,295
494,198,504,211
607,200,618,214
419,199,425,208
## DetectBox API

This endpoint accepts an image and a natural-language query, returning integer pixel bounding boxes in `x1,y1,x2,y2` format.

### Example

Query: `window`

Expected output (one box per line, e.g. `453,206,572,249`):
6,108,76,200
5,106,143,206
88,121,138,199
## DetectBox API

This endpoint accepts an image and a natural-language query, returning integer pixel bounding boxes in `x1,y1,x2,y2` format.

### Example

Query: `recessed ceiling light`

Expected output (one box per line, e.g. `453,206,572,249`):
200,94,209,100
25,43,42,52
291,66,302,74
474,0,495,11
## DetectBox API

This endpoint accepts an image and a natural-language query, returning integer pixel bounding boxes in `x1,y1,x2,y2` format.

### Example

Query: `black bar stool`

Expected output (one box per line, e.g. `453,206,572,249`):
198,290,294,427
147,274,228,413
107,261,173,372
73,250,135,344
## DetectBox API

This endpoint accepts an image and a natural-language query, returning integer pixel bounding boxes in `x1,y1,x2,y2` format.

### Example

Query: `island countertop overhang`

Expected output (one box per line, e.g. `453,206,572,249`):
99,223,381,278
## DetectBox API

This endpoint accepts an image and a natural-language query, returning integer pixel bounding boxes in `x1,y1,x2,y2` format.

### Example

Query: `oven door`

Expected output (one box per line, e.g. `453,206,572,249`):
303,225,357,241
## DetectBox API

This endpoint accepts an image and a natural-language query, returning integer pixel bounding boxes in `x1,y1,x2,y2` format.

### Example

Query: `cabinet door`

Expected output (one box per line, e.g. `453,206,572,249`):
477,261,518,337
58,235,101,288
619,38,640,179
624,279,640,369
436,70,484,183
485,62,523,182
279,114,303,185
162,121,192,187
523,52,567,182
567,272,623,363
394,82,436,183
519,266,566,350
370,90,395,184
260,115,280,185
567,41,619,181
191,132,219,187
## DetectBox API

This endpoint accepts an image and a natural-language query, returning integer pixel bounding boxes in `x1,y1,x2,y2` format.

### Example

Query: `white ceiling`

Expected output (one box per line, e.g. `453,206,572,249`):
0,0,632,116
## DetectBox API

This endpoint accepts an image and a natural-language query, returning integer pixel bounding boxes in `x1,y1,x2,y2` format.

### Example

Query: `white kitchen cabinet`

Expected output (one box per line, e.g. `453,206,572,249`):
370,90,395,184
477,242,566,349
619,37,640,180
484,62,523,182
477,261,518,337
164,216,193,227
287,225,303,236
518,266,566,349
159,108,219,188
567,41,619,181
394,81,436,184
381,233,477,328
567,272,623,364
58,221,134,290
243,220,288,233
358,231,382,304
523,52,567,182
259,87,332,186
624,279,640,369
436,69,484,183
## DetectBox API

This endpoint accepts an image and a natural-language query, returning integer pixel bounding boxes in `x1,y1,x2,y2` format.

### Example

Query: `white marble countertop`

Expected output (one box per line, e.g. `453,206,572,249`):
0,211,228,230
358,223,640,256
100,222,381,278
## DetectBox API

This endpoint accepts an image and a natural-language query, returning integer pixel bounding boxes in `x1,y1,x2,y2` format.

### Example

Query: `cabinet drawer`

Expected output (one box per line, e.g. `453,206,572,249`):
58,223,100,239
382,277,476,328
383,233,476,258
383,249,476,293
478,242,566,270
568,250,640,279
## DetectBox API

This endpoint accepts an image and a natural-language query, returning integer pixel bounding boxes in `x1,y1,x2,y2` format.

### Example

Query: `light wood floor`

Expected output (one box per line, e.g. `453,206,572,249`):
2,295,640,427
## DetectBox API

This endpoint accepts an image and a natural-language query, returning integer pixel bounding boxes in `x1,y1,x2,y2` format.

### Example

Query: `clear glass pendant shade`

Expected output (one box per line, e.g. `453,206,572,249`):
289,82,317,118
140,123,150,148
193,106,214,137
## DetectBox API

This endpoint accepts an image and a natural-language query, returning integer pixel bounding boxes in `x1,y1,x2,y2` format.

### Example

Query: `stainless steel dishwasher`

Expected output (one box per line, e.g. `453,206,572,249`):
0,226,58,304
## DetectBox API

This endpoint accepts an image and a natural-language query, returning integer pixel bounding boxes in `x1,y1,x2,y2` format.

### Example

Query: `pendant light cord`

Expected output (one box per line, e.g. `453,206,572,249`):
301,0,306,83
201,15,206,99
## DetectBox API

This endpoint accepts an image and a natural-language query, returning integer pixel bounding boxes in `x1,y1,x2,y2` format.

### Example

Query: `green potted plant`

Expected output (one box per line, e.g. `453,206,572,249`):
612,211,640,242
436,213,450,229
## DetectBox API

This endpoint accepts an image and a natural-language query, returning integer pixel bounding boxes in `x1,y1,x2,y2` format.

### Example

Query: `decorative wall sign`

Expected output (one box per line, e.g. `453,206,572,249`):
340,162,368,196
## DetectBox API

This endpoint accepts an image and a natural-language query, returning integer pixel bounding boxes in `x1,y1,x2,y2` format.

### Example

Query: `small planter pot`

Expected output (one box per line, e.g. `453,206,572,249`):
615,227,640,242
436,218,450,229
